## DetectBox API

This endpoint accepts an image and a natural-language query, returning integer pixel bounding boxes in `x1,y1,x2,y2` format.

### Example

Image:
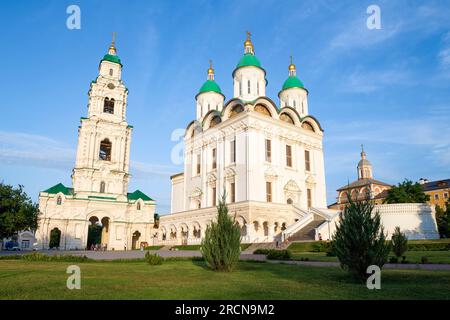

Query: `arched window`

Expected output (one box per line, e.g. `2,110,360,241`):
109,69,113,76
280,113,294,124
229,105,244,118
100,181,106,193
56,196,62,205
254,104,271,117
137,202,141,210
247,80,251,94
293,100,296,107
99,139,112,161
301,122,315,132
209,116,221,128
239,82,242,96
257,82,260,95
103,98,115,114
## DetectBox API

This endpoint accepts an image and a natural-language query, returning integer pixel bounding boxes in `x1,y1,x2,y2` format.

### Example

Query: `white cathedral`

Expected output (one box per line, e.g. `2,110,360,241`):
35,34,439,251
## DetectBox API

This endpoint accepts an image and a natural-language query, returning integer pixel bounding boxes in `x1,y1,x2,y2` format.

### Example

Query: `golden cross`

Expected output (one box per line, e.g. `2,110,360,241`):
290,55,293,65
246,31,251,40
112,32,117,43
209,59,212,69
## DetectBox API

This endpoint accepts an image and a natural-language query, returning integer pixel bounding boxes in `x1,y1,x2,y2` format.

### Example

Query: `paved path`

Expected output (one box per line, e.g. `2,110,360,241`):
2,250,450,270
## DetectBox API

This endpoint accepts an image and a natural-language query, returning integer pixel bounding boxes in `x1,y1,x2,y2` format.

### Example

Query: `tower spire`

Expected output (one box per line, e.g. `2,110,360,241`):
207,59,214,80
360,144,366,159
108,32,117,55
244,31,254,55
288,55,296,77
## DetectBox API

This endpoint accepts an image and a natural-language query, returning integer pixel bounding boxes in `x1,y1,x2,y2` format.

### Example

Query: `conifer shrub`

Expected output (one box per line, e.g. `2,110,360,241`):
391,226,408,258
144,252,163,265
333,195,390,281
201,194,241,272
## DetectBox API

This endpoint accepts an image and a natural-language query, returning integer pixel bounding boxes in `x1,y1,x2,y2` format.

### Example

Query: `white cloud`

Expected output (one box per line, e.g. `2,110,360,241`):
0,131,181,178
339,68,411,93
0,131,75,170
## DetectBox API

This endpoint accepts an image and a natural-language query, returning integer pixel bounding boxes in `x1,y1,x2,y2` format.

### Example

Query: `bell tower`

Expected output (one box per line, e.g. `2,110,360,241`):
72,34,132,199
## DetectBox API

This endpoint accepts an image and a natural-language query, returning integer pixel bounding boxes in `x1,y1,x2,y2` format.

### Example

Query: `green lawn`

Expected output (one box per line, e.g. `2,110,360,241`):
0,260,450,299
292,251,450,264
172,244,251,251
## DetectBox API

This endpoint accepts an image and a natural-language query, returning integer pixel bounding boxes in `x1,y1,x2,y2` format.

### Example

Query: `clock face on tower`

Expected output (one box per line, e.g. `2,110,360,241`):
107,83,115,89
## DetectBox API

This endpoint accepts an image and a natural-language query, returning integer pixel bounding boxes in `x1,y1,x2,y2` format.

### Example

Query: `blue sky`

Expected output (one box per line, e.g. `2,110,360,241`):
0,0,449,213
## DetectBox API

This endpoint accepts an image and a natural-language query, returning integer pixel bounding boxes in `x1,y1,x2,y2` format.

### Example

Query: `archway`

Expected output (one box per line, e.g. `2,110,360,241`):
87,216,110,250
49,228,61,249
87,216,102,249
263,221,269,237
132,231,141,250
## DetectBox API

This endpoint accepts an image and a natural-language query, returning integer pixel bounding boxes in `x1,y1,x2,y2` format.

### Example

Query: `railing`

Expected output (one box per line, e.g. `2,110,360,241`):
281,212,314,242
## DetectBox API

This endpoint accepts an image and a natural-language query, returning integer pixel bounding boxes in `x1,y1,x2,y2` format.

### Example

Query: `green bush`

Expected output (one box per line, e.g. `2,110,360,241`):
333,196,390,281
144,252,163,265
407,243,450,251
391,226,408,258
201,194,241,272
253,248,270,255
389,257,399,263
266,250,293,260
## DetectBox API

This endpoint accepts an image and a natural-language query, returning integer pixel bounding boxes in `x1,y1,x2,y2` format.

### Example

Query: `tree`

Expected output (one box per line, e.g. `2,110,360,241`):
0,182,39,239
383,179,430,204
391,226,408,258
201,193,241,272
333,194,390,281
436,202,450,238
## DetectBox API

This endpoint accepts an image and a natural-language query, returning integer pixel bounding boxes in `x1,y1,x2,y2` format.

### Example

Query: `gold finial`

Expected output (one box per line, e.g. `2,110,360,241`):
207,59,214,75
361,144,366,159
108,32,117,55
288,55,296,71
244,31,254,52
207,59,215,80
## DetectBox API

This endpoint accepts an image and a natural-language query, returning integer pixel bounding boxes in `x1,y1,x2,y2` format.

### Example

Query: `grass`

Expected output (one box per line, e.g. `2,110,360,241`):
172,244,252,251
292,251,450,264
0,259,449,299
143,246,163,251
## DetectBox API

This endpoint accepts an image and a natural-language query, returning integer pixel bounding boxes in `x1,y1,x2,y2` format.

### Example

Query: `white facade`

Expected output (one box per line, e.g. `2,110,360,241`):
35,40,156,251
160,35,328,244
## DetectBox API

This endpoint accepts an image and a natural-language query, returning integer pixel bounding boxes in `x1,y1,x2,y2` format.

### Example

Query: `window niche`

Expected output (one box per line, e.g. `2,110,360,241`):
103,97,115,114
99,139,112,161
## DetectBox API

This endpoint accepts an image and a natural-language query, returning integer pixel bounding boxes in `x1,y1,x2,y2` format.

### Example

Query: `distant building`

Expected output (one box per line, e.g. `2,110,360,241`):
329,146,391,210
419,178,450,209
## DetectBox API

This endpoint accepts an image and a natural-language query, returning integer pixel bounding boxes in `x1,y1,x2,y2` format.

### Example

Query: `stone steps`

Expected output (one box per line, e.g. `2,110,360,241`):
287,219,326,241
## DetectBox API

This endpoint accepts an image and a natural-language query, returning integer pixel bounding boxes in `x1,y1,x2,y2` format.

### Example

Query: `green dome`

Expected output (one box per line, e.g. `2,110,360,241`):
101,54,122,66
236,53,262,69
282,76,304,90
199,80,222,94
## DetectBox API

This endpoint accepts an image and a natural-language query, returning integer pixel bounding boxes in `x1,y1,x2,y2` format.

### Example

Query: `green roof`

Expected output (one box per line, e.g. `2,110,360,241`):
236,53,262,69
88,195,117,200
198,80,222,95
101,54,122,66
282,76,304,90
42,183,73,196
127,190,154,201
